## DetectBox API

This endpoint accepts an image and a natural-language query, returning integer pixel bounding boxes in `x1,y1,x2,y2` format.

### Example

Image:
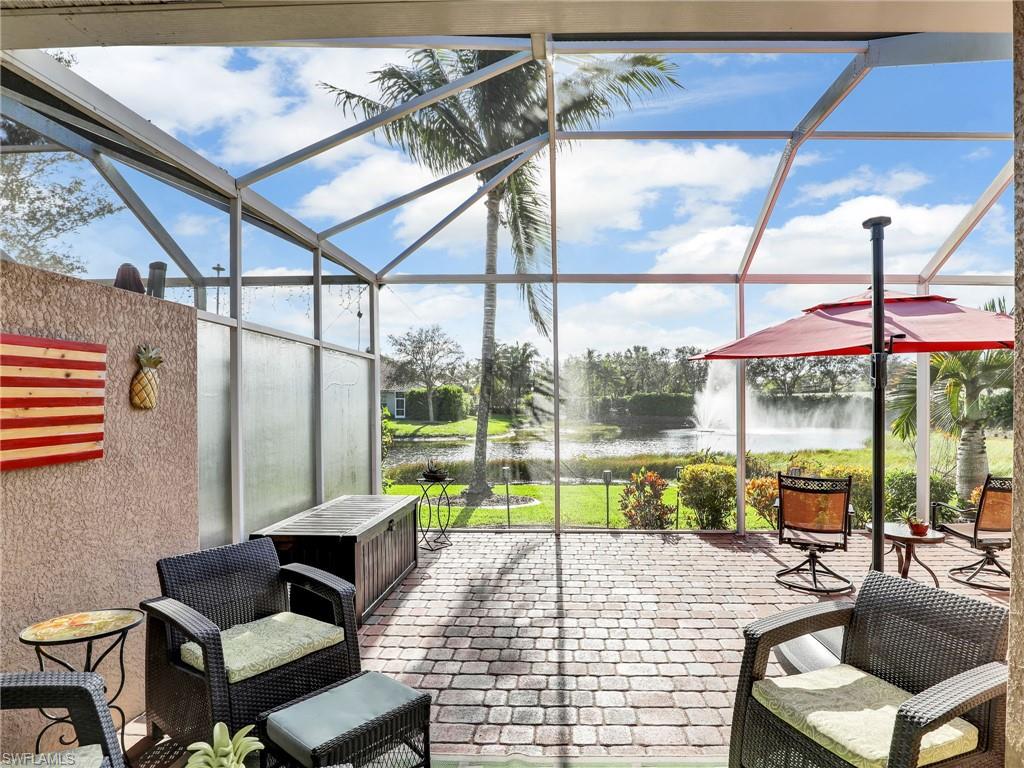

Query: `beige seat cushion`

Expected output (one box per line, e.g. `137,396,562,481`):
180,611,345,684
36,744,105,768
752,663,978,768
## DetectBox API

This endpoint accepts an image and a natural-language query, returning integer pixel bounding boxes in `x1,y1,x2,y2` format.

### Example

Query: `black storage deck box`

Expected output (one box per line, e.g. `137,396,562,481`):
250,494,419,625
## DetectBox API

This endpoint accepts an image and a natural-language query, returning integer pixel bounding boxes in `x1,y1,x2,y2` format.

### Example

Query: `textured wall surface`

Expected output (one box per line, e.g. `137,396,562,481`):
1010,4,1024,764
0,261,199,751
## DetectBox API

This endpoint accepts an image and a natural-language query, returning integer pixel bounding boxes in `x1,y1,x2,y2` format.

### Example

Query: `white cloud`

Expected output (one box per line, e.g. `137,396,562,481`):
69,46,402,168
964,146,992,162
556,284,731,356
556,141,778,244
649,195,970,275
793,165,930,205
173,212,221,238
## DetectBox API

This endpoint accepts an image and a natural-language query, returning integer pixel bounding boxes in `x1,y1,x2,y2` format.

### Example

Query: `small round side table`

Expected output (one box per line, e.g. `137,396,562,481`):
416,476,453,550
866,522,946,587
19,608,144,752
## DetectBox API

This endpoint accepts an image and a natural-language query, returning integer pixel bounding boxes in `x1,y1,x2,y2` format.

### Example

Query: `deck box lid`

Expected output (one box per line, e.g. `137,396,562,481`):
250,495,418,540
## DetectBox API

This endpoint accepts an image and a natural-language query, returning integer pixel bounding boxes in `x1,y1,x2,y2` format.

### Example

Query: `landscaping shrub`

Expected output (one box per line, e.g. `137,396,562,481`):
745,475,779,528
982,388,1013,431
884,469,918,521
403,385,470,421
679,463,736,530
618,468,675,529
594,392,695,424
744,452,773,478
819,465,872,527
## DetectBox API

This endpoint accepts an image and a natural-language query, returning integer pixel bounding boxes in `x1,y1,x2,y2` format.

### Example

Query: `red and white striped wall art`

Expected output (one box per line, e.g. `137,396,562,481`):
0,333,107,471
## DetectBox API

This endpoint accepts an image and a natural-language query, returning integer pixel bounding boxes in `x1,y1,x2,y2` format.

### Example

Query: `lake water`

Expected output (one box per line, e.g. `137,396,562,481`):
386,425,872,467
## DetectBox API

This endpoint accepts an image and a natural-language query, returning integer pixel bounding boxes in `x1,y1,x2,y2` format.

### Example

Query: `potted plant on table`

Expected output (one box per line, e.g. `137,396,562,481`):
902,513,930,537
423,458,449,483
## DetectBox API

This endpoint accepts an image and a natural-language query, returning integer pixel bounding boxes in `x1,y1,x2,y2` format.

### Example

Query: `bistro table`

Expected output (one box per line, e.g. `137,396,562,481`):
866,522,946,587
19,608,144,752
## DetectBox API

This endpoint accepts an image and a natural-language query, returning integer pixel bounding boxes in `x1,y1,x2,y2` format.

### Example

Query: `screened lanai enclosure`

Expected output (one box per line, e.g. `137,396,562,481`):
0,32,1014,543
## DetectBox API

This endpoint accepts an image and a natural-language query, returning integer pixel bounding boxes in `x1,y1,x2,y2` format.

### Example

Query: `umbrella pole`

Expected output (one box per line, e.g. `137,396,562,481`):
863,216,892,572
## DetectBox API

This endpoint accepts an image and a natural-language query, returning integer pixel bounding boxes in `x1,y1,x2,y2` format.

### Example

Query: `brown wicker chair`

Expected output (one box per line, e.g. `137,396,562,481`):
774,473,854,594
140,537,361,747
933,475,1012,591
730,571,1008,768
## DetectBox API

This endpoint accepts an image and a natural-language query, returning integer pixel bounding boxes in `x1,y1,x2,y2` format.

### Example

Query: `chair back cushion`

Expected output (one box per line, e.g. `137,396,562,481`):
157,538,288,635
977,475,1012,533
778,474,850,534
843,571,1008,710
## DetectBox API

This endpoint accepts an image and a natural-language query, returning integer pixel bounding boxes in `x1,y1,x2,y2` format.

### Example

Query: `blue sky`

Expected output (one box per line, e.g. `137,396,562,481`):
46,46,1013,358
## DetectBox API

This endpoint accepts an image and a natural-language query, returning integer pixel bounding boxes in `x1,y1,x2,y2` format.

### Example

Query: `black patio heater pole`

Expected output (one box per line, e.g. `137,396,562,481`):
863,215,891,572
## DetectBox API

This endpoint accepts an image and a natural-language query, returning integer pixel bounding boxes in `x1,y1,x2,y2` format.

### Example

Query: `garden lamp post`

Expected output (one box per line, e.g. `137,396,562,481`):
675,465,683,529
502,466,511,529
602,470,612,528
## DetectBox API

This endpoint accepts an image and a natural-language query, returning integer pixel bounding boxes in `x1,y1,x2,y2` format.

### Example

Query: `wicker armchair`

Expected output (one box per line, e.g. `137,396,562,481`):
141,537,361,747
933,474,1012,591
730,571,1008,768
0,671,125,768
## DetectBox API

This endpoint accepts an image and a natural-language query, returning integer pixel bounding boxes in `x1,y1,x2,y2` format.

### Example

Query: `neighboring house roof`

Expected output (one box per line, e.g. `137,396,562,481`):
380,357,416,391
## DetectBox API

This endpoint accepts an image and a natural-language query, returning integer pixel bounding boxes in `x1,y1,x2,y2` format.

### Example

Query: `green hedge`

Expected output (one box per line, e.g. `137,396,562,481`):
595,392,695,424
404,385,470,421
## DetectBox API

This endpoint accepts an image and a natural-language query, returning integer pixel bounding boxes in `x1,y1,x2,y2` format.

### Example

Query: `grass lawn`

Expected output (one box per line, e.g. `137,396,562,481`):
388,482,775,530
391,415,513,439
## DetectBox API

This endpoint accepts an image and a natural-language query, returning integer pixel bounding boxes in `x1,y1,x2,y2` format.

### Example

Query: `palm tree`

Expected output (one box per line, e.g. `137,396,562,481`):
889,298,1013,499
322,50,681,496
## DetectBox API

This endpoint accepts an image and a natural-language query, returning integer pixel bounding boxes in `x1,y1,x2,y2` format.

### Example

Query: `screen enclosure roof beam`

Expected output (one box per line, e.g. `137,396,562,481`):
236,49,533,187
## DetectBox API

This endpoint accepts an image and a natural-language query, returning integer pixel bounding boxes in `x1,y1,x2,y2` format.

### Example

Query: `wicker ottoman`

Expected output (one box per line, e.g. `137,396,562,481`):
258,672,431,768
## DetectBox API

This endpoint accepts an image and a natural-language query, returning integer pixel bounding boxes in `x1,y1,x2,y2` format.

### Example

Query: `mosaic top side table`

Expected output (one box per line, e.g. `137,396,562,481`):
20,608,144,752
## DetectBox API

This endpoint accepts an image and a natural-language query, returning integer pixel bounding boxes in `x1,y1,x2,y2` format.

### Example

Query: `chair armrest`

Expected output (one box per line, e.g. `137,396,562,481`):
280,563,361,672
888,662,1007,768
931,501,973,524
139,597,227,682
0,671,124,768
729,601,854,768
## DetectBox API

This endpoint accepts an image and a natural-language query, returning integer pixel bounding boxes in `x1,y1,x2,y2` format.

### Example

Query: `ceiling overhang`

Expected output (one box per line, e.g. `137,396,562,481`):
0,0,1012,50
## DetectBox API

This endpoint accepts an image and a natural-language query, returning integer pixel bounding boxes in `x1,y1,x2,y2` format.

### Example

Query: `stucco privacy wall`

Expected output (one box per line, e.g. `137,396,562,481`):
1010,3,1024,763
0,260,199,751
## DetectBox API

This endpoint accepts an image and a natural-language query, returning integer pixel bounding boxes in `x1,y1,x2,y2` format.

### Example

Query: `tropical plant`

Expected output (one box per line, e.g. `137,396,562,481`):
745,475,779,528
619,468,674,529
322,50,681,495
679,463,736,529
186,723,262,768
889,331,1013,500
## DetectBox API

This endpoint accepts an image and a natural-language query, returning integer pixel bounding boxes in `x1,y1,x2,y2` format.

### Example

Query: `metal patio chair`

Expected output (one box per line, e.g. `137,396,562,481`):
731,571,1009,768
774,473,854,594
933,474,1012,591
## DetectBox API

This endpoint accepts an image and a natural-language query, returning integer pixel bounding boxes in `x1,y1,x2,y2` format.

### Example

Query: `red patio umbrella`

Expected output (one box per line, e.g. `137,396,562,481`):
698,290,1014,360
694,274,1012,573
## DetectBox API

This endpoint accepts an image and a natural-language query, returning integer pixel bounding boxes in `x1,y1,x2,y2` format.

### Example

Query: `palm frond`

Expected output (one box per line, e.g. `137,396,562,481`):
555,54,682,132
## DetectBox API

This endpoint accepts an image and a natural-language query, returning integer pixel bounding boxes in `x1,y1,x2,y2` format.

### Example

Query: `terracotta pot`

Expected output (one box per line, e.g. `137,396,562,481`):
910,522,930,536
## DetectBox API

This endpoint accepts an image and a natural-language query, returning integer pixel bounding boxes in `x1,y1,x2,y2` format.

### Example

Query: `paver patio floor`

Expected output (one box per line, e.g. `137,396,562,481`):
358,530,1007,758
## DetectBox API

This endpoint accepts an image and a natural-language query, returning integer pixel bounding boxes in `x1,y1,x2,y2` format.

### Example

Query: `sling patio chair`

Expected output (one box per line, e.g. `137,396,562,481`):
140,537,361,747
730,571,1009,768
933,474,1012,591
0,671,125,768
774,473,854,594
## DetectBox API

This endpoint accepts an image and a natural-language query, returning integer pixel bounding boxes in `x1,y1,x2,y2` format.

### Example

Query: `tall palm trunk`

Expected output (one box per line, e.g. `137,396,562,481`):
467,190,501,497
956,420,989,500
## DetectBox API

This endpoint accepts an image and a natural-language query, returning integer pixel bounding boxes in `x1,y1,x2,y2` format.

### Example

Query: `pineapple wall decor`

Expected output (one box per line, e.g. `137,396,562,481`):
130,344,163,410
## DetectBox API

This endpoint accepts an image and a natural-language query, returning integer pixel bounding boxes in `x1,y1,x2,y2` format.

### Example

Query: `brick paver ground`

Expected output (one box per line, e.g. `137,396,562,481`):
358,530,1007,759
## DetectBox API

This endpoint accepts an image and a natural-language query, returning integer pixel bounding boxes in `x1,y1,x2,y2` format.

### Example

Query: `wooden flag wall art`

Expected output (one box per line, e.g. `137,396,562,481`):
0,333,107,471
